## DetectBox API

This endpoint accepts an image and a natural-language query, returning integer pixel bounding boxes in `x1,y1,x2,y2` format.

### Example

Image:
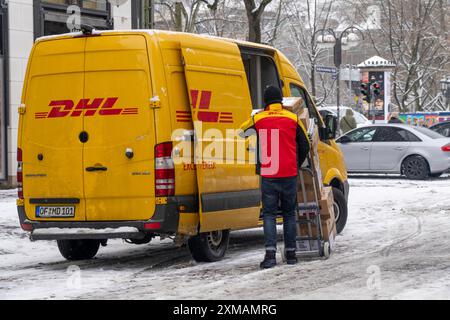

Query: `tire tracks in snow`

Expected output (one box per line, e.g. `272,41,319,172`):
380,214,423,258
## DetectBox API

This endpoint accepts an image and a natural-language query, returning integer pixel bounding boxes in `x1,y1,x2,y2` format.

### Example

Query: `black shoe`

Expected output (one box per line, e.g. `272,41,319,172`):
286,250,298,265
260,250,277,269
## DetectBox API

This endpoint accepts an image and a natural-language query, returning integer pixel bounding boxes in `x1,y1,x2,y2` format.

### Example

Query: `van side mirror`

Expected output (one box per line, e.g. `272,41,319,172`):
320,114,338,140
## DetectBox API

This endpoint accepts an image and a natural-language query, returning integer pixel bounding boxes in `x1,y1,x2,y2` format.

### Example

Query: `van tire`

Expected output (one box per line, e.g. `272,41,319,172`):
57,239,100,261
188,230,230,262
333,187,348,234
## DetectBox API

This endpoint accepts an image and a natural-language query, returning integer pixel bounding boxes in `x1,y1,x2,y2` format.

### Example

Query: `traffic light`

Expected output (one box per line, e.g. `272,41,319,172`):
372,82,381,96
361,82,370,103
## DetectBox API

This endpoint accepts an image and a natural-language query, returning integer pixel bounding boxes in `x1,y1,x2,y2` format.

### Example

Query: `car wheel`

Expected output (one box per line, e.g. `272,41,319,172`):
332,187,348,234
57,239,100,261
188,230,230,262
402,156,430,180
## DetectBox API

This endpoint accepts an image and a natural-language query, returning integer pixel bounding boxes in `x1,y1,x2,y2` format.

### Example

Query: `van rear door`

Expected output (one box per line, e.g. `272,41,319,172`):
83,35,155,221
22,38,86,221
180,38,261,233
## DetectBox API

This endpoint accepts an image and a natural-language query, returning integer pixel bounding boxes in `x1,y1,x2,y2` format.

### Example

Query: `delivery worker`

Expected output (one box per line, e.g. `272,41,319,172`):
240,86,310,268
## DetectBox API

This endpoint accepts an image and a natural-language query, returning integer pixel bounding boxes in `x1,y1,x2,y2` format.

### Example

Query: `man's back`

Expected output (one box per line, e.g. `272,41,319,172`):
253,104,303,178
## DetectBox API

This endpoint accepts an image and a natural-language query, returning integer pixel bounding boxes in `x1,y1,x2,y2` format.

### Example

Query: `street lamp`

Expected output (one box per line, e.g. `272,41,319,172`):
315,27,364,128
440,76,450,110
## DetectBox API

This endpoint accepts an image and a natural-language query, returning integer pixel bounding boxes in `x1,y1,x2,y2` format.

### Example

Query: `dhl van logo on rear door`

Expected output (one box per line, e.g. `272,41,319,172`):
176,90,234,124
34,98,138,119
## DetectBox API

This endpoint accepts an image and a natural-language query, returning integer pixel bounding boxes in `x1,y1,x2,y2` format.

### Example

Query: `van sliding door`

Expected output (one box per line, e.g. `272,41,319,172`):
180,38,261,233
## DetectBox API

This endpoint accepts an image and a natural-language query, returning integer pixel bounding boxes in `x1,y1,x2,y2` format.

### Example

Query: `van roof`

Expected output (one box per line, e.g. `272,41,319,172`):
35,29,276,51
35,29,304,86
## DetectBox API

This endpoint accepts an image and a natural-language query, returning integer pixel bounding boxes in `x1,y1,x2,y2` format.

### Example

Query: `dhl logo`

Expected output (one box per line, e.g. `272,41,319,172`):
34,98,138,119
176,90,234,124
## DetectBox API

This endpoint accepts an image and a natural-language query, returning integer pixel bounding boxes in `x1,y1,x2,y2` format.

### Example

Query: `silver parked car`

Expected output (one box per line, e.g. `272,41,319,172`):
336,124,450,179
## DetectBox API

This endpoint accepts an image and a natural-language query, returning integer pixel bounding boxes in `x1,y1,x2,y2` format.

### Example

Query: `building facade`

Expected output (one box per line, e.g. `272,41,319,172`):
1,0,145,186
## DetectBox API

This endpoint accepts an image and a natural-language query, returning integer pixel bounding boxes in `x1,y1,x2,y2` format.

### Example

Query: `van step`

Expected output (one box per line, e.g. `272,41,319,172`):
30,227,145,241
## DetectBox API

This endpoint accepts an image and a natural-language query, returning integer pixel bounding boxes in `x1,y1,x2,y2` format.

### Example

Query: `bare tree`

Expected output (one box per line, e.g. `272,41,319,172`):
282,0,339,105
242,0,273,43
351,0,450,112
194,0,248,38
154,0,219,32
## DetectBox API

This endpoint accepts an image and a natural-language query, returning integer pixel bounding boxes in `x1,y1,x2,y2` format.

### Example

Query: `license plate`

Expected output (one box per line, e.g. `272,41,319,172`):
36,206,75,218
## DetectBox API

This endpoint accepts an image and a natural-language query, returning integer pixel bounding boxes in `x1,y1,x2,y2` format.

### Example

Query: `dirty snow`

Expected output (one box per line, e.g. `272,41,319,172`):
32,227,139,235
1,175,450,300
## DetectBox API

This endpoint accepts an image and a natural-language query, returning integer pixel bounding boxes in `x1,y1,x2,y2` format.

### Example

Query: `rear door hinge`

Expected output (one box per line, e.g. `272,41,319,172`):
18,104,26,115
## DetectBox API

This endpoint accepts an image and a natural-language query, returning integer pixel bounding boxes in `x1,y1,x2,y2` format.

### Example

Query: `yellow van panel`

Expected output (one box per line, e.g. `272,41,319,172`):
22,38,86,222
83,35,156,221
181,37,260,232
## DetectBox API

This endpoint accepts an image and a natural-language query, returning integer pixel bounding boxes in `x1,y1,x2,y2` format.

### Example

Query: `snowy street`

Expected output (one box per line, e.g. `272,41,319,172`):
1,175,450,300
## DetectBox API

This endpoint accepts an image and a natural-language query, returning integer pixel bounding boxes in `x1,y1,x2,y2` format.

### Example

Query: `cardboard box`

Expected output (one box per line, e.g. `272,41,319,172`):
282,97,303,111
298,217,336,242
319,187,335,220
297,170,321,203
296,239,319,252
297,151,323,203
310,125,320,150
297,107,310,131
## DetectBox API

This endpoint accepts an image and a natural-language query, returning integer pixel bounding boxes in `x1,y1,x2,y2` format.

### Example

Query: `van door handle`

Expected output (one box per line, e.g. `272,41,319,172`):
86,166,108,172
395,147,404,151
361,147,369,151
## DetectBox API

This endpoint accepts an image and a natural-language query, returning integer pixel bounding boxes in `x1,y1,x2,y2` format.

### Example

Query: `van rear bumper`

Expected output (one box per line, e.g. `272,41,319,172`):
18,196,197,241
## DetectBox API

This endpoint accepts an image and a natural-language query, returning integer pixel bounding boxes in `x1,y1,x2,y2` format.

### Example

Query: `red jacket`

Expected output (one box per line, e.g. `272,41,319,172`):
240,103,310,178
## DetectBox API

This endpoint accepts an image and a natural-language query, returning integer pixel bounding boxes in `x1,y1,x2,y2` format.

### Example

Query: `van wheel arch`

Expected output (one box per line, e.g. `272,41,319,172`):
329,178,344,194
327,179,348,234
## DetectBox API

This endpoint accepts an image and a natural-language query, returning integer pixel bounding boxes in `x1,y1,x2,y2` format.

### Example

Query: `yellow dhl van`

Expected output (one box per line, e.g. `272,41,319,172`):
17,29,349,262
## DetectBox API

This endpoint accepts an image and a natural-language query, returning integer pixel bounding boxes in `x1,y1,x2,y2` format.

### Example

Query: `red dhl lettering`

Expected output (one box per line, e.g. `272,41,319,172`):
176,90,234,124
34,98,138,119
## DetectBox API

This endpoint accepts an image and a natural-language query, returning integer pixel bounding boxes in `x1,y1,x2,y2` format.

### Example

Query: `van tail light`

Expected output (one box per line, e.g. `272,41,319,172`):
442,144,450,152
20,223,33,232
155,142,175,196
17,148,23,199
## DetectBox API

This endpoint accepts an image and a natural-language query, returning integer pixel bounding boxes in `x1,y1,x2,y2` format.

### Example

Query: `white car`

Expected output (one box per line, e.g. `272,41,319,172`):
336,124,450,179
319,106,371,128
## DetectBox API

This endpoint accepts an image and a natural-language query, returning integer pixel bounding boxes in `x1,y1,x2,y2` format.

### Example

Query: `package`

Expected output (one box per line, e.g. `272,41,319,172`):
296,239,319,252
297,107,310,131
319,187,335,220
297,152,323,203
282,97,304,114
310,125,320,151
298,217,336,242
297,170,321,203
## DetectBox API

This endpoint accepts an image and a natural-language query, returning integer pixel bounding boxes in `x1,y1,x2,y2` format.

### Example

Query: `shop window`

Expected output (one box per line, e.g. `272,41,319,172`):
34,0,112,38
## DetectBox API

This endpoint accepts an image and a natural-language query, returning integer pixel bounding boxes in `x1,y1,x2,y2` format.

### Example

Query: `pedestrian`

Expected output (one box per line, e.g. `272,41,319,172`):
340,109,357,134
388,112,404,124
240,86,310,269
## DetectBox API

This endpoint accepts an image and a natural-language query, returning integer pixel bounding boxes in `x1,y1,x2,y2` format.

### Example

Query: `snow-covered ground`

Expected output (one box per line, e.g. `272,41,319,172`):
1,175,450,300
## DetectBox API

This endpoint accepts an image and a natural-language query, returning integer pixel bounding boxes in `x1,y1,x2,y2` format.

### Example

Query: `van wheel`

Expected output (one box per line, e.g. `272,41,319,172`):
332,187,348,234
57,239,100,261
188,230,230,262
